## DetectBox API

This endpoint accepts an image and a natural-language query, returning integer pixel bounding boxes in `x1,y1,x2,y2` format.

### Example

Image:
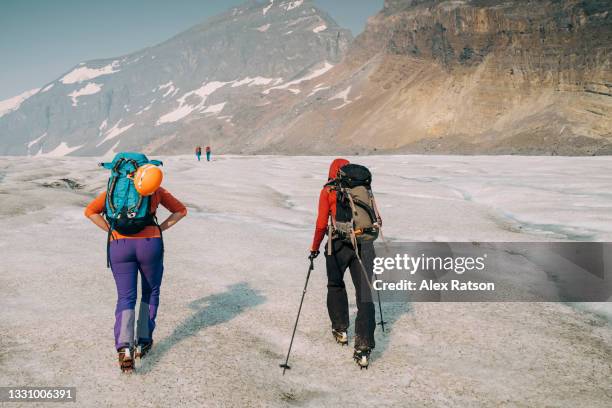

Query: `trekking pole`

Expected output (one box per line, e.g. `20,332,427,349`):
357,257,387,332
375,221,390,332
376,290,387,332
280,258,314,375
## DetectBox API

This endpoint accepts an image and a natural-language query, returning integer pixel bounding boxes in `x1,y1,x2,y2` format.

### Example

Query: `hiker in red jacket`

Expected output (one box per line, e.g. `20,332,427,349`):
310,158,378,367
205,146,211,162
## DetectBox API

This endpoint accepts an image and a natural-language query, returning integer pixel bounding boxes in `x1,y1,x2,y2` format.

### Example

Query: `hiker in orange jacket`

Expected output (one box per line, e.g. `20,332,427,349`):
310,158,377,364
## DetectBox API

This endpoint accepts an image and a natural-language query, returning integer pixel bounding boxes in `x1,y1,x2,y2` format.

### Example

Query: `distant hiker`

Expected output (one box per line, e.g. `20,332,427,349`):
195,146,202,161
205,145,211,162
85,152,187,373
310,158,383,369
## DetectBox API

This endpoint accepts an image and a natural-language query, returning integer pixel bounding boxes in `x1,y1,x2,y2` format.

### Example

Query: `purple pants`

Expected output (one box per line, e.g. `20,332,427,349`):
110,238,164,350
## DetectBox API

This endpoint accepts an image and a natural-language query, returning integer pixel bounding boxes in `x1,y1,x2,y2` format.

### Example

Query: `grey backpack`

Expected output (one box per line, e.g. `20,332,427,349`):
327,164,382,248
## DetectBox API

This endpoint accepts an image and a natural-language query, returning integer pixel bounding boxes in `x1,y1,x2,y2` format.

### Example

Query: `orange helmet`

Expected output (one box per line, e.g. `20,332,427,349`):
133,164,163,196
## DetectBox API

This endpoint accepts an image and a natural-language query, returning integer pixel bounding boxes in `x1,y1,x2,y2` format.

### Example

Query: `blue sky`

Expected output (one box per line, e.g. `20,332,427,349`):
0,0,383,100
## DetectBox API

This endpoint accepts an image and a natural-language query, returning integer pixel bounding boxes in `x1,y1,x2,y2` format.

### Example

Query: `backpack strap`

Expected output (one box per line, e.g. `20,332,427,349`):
343,187,359,222
105,158,127,215
368,191,391,255
123,182,143,215
352,196,379,224
99,162,114,170
340,188,360,250
149,199,165,263
106,221,114,269
105,158,123,267
100,158,163,170
327,216,334,255
369,190,382,225
326,184,340,255
106,176,119,214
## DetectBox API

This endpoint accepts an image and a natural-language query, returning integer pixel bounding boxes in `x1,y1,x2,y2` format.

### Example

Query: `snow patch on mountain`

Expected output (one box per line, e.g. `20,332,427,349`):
282,1,304,11
183,82,228,105
330,86,352,110
97,120,135,146
202,102,227,115
104,140,121,158
160,83,177,98
40,83,55,93
60,61,120,84
128,55,143,65
135,99,157,115
157,81,173,91
256,23,271,32
157,81,230,125
157,105,196,125
136,104,153,115
263,61,333,94
313,24,327,33
0,88,40,118
232,77,281,87
287,16,317,28
68,83,102,106
263,0,274,15
308,84,330,96
26,132,47,150
43,142,83,157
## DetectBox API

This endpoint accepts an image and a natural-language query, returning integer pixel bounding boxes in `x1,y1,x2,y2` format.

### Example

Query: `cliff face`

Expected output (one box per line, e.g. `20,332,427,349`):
271,0,611,155
363,0,609,76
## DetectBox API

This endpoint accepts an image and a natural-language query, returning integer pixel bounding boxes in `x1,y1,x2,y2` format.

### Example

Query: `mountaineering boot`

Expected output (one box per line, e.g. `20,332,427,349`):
118,347,135,373
353,348,371,370
135,341,153,360
332,329,348,346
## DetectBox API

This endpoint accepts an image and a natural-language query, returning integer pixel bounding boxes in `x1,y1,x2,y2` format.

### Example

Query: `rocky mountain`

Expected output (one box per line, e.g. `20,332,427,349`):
1,0,610,156
268,0,611,155
0,0,351,156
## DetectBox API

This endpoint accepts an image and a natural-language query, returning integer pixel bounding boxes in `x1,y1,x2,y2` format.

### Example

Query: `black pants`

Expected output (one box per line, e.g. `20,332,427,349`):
325,239,376,350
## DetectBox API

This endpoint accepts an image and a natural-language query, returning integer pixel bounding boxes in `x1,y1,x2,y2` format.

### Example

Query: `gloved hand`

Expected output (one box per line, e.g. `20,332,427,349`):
309,250,320,260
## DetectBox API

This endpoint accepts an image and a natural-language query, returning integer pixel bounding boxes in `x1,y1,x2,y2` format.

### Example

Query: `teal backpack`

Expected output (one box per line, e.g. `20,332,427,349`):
99,152,164,267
